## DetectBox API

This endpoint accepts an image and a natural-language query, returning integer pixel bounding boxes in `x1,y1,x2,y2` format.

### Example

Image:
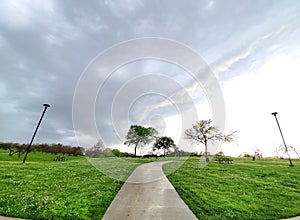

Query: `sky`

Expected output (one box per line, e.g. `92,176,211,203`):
1,0,300,157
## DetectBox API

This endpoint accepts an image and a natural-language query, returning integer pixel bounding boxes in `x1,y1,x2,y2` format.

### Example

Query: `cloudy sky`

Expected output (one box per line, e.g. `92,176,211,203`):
1,0,300,157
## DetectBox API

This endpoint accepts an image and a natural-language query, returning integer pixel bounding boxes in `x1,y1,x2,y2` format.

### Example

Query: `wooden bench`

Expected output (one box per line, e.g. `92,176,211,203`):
215,156,233,164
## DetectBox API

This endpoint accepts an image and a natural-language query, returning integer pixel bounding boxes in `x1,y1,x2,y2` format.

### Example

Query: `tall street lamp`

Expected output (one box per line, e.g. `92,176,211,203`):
22,104,51,164
271,112,293,167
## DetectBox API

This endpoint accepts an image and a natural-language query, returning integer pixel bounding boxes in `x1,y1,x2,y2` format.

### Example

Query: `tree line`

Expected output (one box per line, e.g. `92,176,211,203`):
124,125,176,157
123,120,236,162
0,142,84,157
1,119,237,161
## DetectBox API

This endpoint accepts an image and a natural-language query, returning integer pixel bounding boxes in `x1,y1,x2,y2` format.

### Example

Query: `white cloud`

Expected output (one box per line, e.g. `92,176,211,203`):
0,0,54,28
104,0,144,18
212,25,286,76
221,53,300,157
204,0,215,11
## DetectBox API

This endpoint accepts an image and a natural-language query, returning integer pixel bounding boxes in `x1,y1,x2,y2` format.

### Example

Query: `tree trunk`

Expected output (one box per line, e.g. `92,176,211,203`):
134,143,137,156
205,140,209,162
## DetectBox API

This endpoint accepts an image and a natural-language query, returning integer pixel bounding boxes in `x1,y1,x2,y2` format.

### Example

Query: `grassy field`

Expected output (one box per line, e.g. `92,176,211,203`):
2,150,299,220
0,149,159,219
163,156,300,220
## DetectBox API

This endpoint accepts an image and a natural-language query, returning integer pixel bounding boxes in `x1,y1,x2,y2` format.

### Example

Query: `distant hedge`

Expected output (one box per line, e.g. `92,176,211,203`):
0,142,84,156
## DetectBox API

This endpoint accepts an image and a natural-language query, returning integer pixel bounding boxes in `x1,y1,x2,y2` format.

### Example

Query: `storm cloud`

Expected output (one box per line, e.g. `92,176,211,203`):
1,0,300,155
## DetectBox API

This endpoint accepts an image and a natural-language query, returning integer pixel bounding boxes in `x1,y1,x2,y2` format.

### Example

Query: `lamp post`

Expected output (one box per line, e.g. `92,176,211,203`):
271,112,293,167
22,104,50,164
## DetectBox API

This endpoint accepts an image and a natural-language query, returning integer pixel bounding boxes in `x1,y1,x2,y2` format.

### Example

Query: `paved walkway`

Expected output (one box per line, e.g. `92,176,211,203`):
103,161,197,220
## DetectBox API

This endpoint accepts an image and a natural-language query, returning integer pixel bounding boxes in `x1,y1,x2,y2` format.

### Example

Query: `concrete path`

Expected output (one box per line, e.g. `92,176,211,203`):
103,161,197,220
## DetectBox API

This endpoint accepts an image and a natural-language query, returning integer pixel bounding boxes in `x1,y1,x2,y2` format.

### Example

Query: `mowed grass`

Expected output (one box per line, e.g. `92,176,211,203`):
163,157,300,220
0,150,158,219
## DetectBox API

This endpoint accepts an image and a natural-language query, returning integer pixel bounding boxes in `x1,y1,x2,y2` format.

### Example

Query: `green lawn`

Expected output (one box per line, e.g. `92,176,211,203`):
0,150,159,219
2,150,299,220
163,157,300,220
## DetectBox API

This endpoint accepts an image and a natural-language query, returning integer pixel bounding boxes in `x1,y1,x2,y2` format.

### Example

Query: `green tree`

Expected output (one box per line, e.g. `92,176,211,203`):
185,119,236,162
111,149,122,157
153,136,176,157
124,125,158,156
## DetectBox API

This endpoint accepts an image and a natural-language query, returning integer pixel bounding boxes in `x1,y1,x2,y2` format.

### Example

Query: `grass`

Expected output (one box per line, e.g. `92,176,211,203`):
2,149,299,219
163,156,300,220
0,149,159,219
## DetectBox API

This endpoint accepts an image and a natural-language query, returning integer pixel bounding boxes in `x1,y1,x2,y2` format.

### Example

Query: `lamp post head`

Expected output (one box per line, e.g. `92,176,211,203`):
271,112,278,116
43,103,51,108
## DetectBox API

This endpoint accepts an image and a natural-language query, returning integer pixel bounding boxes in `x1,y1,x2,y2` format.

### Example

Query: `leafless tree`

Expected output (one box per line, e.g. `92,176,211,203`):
185,119,236,162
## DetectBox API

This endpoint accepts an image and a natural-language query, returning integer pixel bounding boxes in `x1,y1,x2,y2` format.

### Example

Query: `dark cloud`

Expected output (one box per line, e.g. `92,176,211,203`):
1,0,300,150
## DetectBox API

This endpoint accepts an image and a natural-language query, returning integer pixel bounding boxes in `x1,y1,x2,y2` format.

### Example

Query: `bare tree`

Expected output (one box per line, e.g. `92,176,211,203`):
253,147,263,160
291,146,300,159
274,144,300,159
185,119,236,162
85,140,106,158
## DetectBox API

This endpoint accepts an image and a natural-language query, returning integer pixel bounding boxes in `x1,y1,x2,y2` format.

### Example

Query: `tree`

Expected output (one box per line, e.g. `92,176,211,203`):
171,145,180,156
8,143,26,158
111,149,122,157
185,119,236,162
291,145,300,159
274,144,300,159
253,148,263,160
93,139,105,152
153,136,176,157
85,140,106,158
124,125,158,156
216,151,224,156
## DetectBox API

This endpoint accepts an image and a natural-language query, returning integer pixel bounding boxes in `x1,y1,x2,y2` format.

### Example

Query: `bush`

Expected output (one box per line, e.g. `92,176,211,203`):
190,152,200,157
54,155,67,161
143,154,158,158
111,149,122,157
215,151,224,156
